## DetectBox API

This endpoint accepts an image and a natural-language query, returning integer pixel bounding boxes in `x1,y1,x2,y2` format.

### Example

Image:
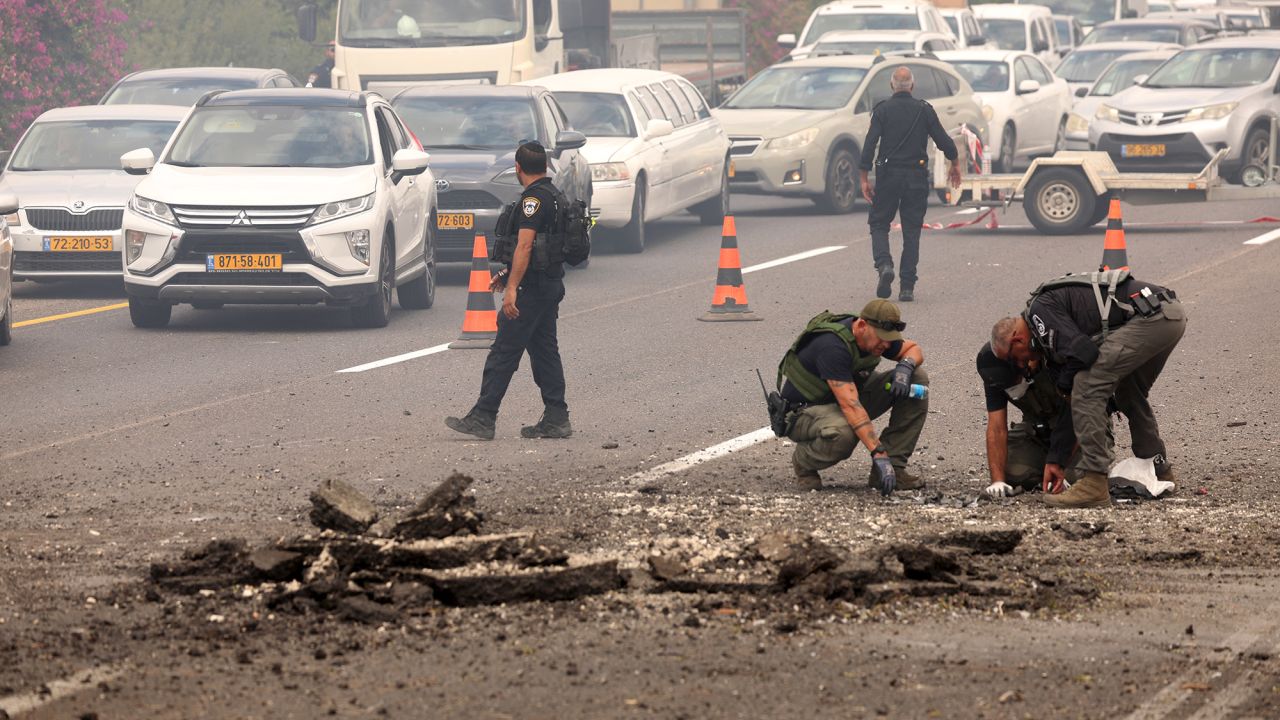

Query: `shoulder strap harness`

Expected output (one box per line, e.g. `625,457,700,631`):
777,311,880,403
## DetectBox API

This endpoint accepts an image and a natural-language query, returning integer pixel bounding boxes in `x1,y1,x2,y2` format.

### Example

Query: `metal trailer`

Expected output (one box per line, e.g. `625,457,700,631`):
932,129,1280,235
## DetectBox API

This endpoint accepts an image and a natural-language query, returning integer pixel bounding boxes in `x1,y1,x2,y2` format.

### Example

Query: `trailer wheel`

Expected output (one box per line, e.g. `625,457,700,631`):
1087,194,1112,227
1024,167,1097,235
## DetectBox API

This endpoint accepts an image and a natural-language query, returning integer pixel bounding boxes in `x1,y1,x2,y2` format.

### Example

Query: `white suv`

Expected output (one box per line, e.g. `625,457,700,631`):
119,89,438,329
779,1,954,60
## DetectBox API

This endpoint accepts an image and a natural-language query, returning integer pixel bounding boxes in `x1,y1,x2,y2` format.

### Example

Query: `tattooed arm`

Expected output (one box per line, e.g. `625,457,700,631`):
828,379,885,455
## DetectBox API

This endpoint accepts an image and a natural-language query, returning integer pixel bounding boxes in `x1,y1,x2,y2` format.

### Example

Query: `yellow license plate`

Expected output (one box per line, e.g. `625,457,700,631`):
1123,143,1166,158
45,236,113,252
205,253,283,272
437,213,474,230
728,160,736,178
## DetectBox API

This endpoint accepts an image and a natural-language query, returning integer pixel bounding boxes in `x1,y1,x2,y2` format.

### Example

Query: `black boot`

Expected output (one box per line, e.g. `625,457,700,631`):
876,266,894,299
521,414,572,439
898,284,914,302
445,410,496,440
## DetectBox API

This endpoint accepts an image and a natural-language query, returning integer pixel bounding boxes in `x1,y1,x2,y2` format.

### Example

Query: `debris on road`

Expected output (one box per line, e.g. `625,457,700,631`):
1053,521,1111,541
309,479,378,534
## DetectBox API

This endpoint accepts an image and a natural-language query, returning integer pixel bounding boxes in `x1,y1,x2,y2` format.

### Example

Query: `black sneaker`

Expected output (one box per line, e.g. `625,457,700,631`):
520,417,572,439
445,412,495,440
876,266,894,299
898,285,914,302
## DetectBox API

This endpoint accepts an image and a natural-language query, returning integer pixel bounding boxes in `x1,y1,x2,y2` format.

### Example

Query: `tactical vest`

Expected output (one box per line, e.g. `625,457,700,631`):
1023,269,1135,362
778,311,882,404
1006,368,1065,424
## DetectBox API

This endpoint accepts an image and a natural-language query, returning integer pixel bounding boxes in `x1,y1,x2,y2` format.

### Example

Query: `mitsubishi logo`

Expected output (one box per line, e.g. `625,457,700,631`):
435,178,451,192
230,210,252,226
1137,113,1159,127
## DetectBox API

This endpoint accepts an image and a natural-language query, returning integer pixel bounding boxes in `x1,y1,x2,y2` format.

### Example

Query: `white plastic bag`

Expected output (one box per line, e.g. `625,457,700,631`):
1109,457,1175,499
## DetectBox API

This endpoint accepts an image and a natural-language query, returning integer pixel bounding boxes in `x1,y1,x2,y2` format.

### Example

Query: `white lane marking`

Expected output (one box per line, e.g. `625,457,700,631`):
1185,669,1266,720
627,426,776,484
1244,228,1280,245
954,207,981,216
336,342,451,374
0,664,124,716
741,245,845,274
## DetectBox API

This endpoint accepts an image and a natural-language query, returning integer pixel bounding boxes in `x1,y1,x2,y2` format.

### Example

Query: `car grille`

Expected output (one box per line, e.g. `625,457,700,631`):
170,205,317,229
729,136,763,157
437,228,488,252
169,272,319,286
25,208,124,231
15,251,120,273
174,231,311,265
438,190,504,210
729,171,760,183
1117,109,1188,127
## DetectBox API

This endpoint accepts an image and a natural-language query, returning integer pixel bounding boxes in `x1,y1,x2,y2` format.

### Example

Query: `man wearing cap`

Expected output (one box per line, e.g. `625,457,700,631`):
307,42,335,88
778,299,929,493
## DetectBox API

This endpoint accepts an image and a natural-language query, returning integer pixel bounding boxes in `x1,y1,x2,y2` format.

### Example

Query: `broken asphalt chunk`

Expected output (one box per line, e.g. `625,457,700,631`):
931,528,1023,555
427,561,624,606
392,472,484,540
309,479,378,534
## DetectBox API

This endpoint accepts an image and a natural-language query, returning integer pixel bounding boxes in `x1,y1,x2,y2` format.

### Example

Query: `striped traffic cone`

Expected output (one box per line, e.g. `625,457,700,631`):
448,234,498,349
1099,199,1130,271
698,215,761,322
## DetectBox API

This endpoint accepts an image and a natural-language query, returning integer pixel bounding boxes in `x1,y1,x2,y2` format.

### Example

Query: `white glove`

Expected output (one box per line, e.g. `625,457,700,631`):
985,481,1015,498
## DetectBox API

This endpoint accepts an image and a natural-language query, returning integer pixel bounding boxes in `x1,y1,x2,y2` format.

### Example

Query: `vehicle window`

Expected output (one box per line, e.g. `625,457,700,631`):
950,61,1010,92
628,91,652,125
908,65,943,100
1030,19,1046,50
634,85,667,121
648,83,684,126
1145,47,1280,88
8,119,179,171
933,68,959,96
1081,24,1183,46
101,77,258,105
374,109,399,168
855,69,894,113
663,80,697,125
1014,57,1033,87
980,18,1028,51
553,92,636,137
339,0,525,44
165,106,372,168
392,96,538,149
1027,57,1054,85
1033,0,1111,27
1090,58,1165,96
725,65,868,111
966,16,982,40
944,15,960,37
814,40,911,56
800,12,923,45
541,96,564,134
532,0,551,35
677,81,712,120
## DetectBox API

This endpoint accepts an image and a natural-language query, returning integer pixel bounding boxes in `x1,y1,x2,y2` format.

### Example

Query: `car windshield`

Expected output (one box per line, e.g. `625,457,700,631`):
339,0,525,46
1034,0,1112,27
553,92,634,137
102,78,259,105
950,61,1010,92
1090,58,1166,96
1054,18,1073,45
723,66,868,110
801,13,921,46
1081,25,1183,45
165,106,372,167
1056,49,1132,82
393,97,539,148
980,19,1027,51
8,120,179,171
813,40,912,56
1144,47,1280,89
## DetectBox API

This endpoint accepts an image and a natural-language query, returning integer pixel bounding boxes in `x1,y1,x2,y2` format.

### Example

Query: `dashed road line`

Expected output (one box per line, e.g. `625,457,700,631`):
336,342,451,373
0,664,124,716
1244,227,1280,245
741,246,845,274
13,302,128,328
626,426,776,484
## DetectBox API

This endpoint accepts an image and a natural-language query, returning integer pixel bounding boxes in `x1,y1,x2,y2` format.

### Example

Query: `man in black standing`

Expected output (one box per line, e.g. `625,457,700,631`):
859,66,962,302
307,41,335,88
446,142,571,440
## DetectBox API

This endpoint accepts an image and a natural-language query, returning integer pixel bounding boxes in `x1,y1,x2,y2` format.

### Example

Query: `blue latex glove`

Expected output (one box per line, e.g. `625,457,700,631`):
872,455,896,496
889,358,916,399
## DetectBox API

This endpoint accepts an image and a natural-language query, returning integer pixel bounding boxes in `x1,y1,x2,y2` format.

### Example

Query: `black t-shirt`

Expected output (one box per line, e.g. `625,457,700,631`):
977,343,1020,413
781,318,901,404
516,176,564,279
310,58,334,88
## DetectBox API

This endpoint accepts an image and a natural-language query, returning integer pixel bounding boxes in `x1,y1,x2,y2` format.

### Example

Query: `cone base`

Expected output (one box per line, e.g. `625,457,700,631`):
448,335,496,350
698,309,762,322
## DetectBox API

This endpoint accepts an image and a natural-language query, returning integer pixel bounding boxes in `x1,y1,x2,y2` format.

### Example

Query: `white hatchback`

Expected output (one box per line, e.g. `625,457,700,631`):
531,69,730,254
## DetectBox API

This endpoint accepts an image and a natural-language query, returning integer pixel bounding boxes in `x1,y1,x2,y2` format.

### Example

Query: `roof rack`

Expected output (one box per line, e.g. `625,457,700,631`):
872,50,939,63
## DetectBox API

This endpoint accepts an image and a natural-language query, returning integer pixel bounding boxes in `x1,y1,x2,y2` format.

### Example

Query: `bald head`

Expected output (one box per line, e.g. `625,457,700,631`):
890,66,914,93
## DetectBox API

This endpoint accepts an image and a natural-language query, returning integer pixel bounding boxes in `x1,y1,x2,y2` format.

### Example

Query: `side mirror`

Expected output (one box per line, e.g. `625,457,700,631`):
535,34,549,51
967,34,986,46
1122,8,1138,18
777,33,797,50
555,130,588,150
1133,74,1149,86
391,148,431,176
1017,79,1042,94
0,191,17,216
296,3,318,43
121,147,156,176
1075,86,1089,97
645,119,674,139
1033,39,1050,53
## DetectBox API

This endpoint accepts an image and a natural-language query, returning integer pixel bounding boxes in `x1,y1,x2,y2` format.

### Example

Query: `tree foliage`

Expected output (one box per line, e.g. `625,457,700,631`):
725,0,823,74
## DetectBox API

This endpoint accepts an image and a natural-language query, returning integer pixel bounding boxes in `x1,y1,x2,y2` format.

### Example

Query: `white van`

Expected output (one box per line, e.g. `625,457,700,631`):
973,4,1060,68
779,0,954,59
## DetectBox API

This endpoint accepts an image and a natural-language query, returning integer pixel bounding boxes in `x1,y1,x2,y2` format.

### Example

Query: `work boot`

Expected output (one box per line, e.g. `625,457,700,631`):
1153,457,1176,484
876,266,895,299
794,460,823,491
867,465,924,491
520,415,572,439
898,285,914,303
1043,471,1111,508
444,410,496,440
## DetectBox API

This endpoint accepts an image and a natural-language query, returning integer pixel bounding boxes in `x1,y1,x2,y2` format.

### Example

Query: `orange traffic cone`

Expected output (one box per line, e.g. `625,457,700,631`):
449,234,498,349
698,215,761,322
1100,199,1129,271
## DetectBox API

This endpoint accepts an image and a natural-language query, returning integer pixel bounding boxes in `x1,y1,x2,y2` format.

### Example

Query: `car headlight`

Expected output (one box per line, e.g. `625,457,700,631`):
767,127,820,150
1182,102,1238,123
1095,105,1120,122
345,229,371,265
493,167,521,185
125,229,147,264
1066,113,1090,134
2,211,18,227
590,162,631,182
310,193,374,225
982,105,994,122
129,195,176,225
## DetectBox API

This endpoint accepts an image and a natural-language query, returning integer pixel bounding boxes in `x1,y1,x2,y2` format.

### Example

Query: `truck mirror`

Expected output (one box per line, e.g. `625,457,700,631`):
296,4,318,43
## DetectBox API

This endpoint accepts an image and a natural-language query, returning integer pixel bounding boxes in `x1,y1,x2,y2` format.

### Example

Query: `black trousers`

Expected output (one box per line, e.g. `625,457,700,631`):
474,274,568,419
868,166,929,287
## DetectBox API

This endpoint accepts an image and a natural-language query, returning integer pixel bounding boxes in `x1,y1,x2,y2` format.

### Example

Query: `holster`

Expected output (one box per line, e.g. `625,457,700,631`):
766,391,798,438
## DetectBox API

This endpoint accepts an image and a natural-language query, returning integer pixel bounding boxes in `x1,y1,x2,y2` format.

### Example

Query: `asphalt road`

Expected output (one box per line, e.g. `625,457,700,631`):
3,191,1280,718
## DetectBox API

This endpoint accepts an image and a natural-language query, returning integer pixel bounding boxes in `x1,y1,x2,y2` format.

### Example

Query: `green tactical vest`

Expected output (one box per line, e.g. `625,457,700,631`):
778,311,883,404
1007,368,1065,425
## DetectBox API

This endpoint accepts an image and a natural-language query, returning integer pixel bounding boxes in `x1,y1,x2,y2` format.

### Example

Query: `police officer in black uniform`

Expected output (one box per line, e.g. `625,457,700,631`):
446,142,571,440
859,66,962,303
306,41,335,88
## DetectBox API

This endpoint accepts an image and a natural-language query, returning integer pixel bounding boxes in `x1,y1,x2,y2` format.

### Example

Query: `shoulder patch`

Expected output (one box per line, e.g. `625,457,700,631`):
522,196,541,217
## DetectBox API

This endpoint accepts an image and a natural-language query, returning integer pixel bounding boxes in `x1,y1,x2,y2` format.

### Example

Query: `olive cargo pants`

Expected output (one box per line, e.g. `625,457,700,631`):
1072,301,1187,474
788,367,929,473
1006,422,1086,490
